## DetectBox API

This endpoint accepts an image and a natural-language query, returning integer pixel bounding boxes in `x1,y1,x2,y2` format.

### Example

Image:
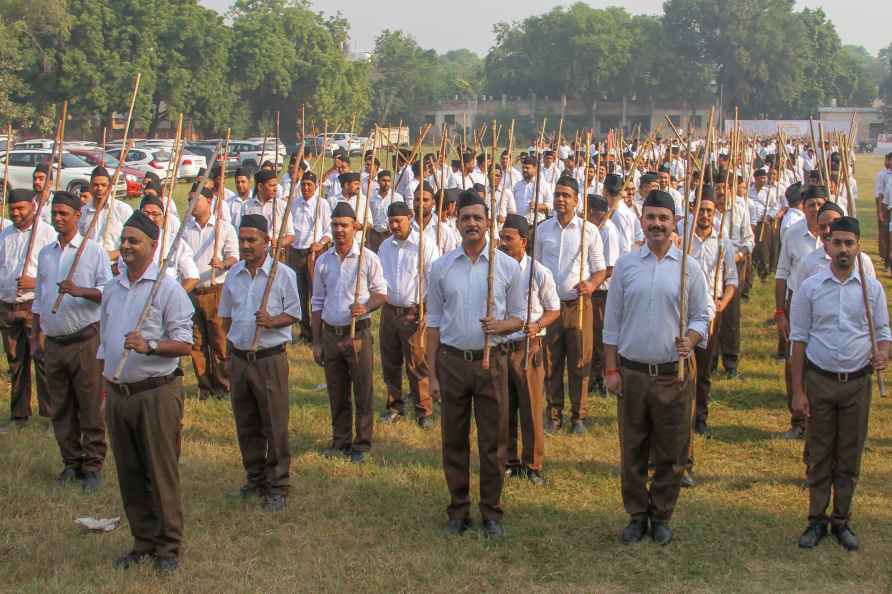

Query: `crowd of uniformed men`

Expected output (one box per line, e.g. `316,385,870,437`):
1,131,890,571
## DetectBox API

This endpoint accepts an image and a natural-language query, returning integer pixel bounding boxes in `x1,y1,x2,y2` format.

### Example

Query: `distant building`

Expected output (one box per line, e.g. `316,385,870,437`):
818,106,884,148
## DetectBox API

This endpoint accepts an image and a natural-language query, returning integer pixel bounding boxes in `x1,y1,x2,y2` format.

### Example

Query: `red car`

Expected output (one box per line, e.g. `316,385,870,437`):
68,148,146,197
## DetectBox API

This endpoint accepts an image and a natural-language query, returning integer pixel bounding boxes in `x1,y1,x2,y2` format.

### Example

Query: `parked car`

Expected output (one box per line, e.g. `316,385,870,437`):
119,147,173,178
14,139,56,150
0,149,127,198
313,133,365,156
67,148,146,197
245,138,288,163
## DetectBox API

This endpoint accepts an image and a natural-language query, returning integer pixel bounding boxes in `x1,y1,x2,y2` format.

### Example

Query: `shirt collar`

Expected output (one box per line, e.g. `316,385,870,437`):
817,266,859,286
639,243,681,261
117,262,160,289
56,232,83,250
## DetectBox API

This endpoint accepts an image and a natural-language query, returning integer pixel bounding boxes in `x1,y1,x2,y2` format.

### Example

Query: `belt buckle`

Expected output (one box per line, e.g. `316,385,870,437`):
246,350,257,363
648,363,659,377
119,383,131,397
334,326,345,336
463,350,474,362
837,372,849,383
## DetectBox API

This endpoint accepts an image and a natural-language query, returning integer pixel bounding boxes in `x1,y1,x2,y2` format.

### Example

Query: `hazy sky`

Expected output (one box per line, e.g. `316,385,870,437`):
201,0,890,56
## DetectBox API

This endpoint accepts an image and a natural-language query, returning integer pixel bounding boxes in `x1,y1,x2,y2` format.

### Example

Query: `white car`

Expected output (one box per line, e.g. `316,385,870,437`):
0,149,127,198
14,139,56,150
120,147,173,179
245,138,287,163
175,148,206,179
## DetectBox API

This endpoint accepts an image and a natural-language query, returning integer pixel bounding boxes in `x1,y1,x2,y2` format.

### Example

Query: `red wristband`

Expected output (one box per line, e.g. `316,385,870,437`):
605,368,620,376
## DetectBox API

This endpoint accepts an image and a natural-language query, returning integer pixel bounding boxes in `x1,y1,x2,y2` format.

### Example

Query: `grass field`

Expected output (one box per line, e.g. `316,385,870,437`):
1,155,892,593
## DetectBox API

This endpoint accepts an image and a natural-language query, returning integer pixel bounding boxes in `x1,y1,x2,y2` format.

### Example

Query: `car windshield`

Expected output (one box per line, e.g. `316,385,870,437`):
60,153,91,168
77,151,121,168
152,149,172,161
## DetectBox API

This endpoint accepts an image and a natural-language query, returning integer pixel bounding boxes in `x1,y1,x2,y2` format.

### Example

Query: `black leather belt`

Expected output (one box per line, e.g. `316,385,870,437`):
806,360,872,383
620,356,679,377
231,343,286,362
46,322,99,346
192,285,222,296
440,343,502,361
108,369,181,397
506,337,539,352
290,247,311,255
384,303,417,318
0,300,32,312
323,318,371,336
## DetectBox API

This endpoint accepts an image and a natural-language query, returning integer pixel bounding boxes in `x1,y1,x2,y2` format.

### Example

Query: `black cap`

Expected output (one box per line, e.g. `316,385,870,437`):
52,190,81,211
377,170,392,179
387,201,412,218
457,189,487,215
803,185,829,201
338,172,360,184
332,202,357,219
123,210,159,240
643,190,676,214
301,171,317,184
240,213,269,234
91,166,111,180
817,201,844,217
9,188,36,203
140,195,165,212
414,181,436,196
442,188,461,206
33,163,50,176
700,185,715,201
255,169,276,184
754,168,767,177
640,172,658,186
829,216,859,237
234,167,250,179
502,213,529,238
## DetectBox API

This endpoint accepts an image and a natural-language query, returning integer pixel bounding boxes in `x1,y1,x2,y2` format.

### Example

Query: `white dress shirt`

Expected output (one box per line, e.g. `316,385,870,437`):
97,263,195,383
311,242,387,327
603,244,711,364
719,196,754,254
790,267,891,373
505,255,559,342
414,214,459,255
79,199,134,253
182,216,239,287
241,196,294,240
368,189,398,232
0,219,56,303
394,166,415,200
328,193,369,224
33,233,111,336
688,231,739,301
117,236,199,283
598,218,621,290
792,247,875,293
611,201,641,256
779,207,805,240
775,219,821,292
426,242,525,350
747,186,782,222
377,230,439,307
513,178,552,217
290,194,332,249
227,193,251,229
219,255,302,350
534,215,606,300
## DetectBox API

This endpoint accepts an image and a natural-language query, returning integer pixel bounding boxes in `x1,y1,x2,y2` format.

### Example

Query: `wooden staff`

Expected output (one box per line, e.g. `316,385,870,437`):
159,114,184,264
211,128,231,284
258,130,268,169
482,120,498,370
839,136,856,217
249,138,306,352
111,160,219,382
1,123,12,232
554,117,564,153
54,101,68,192
757,131,783,243
392,123,432,192
101,73,142,249
817,121,831,189
523,117,547,369
274,111,281,174
808,118,824,186
99,126,107,165
54,73,141,313
855,224,886,397
493,120,515,234
347,131,379,345
434,126,449,250
577,130,593,332
678,108,715,381
19,116,64,285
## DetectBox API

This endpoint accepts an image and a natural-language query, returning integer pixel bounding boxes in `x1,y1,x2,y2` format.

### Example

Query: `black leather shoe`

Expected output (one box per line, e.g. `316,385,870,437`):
621,518,648,543
783,426,805,440
570,420,588,435
153,557,178,573
505,464,524,478
798,521,828,548
444,517,471,536
681,470,695,488
482,519,504,539
651,520,673,545
694,419,709,436
262,494,286,512
56,467,81,484
724,369,740,380
544,419,562,434
417,416,435,430
527,469,546,486
113,550,154,570
350,450,366,464
81,471,101,493
831,524,860,551
321,447,349,459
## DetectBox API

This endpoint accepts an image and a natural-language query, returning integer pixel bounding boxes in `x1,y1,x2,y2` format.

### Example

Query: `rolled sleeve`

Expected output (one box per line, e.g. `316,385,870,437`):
507,265,526,320
218,278,234,318
871,281,891,343
587,224,606,273
310,255,327,313
723,241,739,287
164,284,195,344
685,258,711,342
775,239,791,280
788,282,812,343
425,261,445,328
281,267,303,321
602,257,625,346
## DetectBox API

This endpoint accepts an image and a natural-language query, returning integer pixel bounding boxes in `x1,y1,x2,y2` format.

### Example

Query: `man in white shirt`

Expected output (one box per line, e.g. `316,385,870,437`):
790,216,890,552
513,156,551,221
32,190,111,488
183,188,239,400
426,190,526,539
100,211,194,572
0,188,55,431
367,169,400,251
241,169,294,251
79,166,134,263
585,194,620,394
534,176,607,435
130,195,199,293
219,213,301,512
377,201,439,428
228,167,253,228
312,202,387,464
874,153,892,269
500,213,559,486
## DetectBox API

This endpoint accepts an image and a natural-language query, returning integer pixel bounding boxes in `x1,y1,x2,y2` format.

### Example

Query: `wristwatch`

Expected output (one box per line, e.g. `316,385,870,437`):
147,339,159,356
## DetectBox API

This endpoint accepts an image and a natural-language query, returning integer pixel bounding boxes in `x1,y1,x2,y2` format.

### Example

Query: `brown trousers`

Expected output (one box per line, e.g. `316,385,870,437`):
46,328,106,472
366,229,390,253
191,287,230,396
752,221,774,281
590,291,608,378
0,301,50,420
438,345,509,522
695,316,722,425
107,375,184,561
545,300,593,423
289,247,313,341
229,349,291,496
805,369,871,526
718,261,744,371
507,338,545,471
380,304,431,419
879,207,889,267
322,325,375,452
618,365,693,522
